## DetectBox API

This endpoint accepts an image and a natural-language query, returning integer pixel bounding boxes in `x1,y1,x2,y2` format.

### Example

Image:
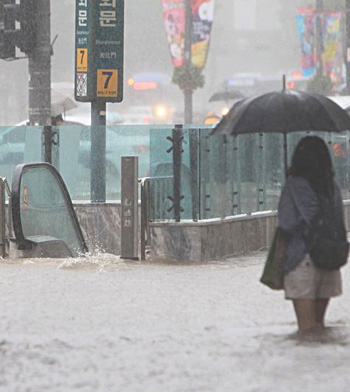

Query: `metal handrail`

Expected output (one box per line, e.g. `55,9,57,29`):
11,163,88,254
138,177,150,260
0,177,11,197
0,177,12,258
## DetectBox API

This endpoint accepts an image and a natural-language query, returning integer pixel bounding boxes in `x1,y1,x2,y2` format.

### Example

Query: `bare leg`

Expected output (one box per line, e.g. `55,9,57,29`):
315,298,329,328
292,299,317,331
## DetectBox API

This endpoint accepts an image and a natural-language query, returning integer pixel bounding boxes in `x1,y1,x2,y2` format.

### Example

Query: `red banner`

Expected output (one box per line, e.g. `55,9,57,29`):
162,0,186,67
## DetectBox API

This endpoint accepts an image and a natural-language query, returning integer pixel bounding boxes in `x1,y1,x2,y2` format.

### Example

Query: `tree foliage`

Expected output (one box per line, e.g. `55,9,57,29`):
172,64,205,91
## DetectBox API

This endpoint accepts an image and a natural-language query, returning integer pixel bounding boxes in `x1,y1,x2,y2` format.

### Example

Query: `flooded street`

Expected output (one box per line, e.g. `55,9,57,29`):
0,252,349,392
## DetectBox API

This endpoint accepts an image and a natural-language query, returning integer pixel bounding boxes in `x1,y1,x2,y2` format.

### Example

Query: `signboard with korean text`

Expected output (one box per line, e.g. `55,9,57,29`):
75,0,91,100
75,0,124,102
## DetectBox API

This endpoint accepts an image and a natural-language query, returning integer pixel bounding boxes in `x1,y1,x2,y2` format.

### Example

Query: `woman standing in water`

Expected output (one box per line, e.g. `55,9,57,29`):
278,136,346,332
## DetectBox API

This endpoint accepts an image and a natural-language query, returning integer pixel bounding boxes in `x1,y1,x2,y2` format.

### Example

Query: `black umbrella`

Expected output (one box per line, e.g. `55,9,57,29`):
208,89,245,102
211,89,350,174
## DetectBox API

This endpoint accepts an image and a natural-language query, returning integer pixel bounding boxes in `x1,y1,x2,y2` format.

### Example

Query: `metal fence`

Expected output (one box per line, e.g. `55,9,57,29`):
1,124,350,223
149,126,350,221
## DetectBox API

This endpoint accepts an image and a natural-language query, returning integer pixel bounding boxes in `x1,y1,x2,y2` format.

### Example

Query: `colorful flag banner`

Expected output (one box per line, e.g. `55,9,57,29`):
162,0,186,67
191,0,214,68
162,0,214,68
320,11,342,74
296,7,342,78
296,8,317,78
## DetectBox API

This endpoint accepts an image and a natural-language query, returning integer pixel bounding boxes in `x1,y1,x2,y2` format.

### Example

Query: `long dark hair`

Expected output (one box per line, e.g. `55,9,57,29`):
289,136,334,199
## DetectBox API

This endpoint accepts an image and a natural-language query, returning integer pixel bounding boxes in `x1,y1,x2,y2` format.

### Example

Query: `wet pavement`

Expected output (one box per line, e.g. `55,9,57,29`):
0,251,349,392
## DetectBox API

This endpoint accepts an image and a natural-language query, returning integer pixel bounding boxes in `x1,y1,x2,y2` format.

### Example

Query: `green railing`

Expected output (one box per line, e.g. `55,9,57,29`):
149,127,350,221
0,124,172,200
0,125,349,221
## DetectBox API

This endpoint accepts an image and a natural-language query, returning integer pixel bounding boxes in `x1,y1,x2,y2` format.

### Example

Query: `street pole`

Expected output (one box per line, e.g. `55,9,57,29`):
315,0,323,78
91,100,106,202
90,0,107,203
346,0,350,93
28,0,51,127
184,0,192,124
27,0,51,164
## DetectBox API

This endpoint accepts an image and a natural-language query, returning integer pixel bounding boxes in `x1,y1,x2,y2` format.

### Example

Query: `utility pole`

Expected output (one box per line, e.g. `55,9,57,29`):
346,0,350,93
28,0,51,164
0,0,51,127
91,101,106,202
0,0,51,161
28,0,51,126
315,0,323,77
184,0,192,124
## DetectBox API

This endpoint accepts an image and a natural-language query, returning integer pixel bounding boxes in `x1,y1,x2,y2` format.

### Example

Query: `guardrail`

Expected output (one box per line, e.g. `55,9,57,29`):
139,175,175,260
0,177,12,258
139,177,150,260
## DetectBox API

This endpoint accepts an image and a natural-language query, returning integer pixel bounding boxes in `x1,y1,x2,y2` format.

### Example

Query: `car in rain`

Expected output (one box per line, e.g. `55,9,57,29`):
328,95,350,114
64,103,125,126
122,105,175,125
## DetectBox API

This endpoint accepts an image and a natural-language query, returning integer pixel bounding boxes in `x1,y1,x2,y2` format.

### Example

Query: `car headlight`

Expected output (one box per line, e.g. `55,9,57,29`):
154,105,168,118
221,106,230,116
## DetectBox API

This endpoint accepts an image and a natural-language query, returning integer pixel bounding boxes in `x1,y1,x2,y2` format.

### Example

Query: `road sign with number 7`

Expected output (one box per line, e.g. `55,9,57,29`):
75,0,124,102
97,69,118,97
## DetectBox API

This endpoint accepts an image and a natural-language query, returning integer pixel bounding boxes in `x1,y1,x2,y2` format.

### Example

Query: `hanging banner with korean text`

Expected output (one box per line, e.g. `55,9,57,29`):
190,0,214,68
161,0,214,68
296,8,317,78
75,0,124,102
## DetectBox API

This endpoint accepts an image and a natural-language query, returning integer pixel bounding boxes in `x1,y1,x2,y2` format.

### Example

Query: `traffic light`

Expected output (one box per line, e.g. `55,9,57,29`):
0,0,17,59
18,0,37,54
0,0,37,59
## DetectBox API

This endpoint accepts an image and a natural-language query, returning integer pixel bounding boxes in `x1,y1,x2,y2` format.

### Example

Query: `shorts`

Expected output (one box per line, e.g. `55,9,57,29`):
284,257,342,300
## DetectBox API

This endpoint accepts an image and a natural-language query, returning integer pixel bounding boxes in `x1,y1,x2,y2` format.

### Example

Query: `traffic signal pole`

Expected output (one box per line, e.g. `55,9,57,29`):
28,0,51,127
1,0,52,157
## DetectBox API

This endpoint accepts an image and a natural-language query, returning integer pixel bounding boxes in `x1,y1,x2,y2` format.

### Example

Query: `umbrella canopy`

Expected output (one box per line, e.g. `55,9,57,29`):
51,90,77,117
212,89,350,136
208,89,245,102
